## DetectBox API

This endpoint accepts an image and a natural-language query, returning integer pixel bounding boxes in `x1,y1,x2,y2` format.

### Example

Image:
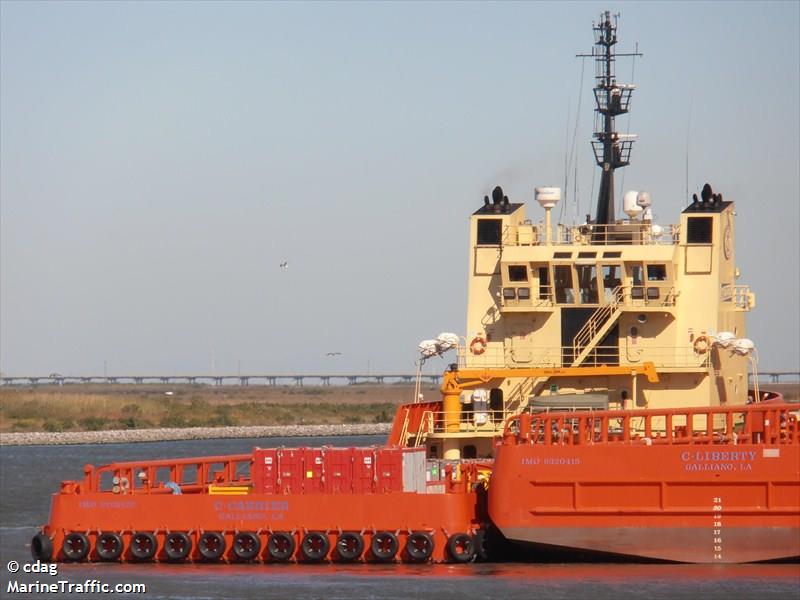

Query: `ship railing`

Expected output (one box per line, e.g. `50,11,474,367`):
502,222,544,246
500,222,680,247
503,402,800,447
458,345,710,370
422,408,512,435
558,223,680,246
82,453,253,495
721,284,754,311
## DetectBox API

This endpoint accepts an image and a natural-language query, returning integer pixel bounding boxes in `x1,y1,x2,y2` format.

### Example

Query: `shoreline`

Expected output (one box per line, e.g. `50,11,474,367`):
0,422,392,447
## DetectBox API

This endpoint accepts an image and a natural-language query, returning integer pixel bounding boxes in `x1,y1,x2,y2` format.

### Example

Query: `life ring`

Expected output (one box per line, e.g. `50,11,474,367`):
573,232,583,243
198,531,226,561
61,532,90,562
30,533,53,562
404,531,434,562
163,532,192,562
267,532,295,561
370,531,399,562
95,532,124,561
469,336,487,355
335,532,364,562
693,335,711,354
300,532,330,562
129,532,157,561
446,532,474,563
232,532,261,561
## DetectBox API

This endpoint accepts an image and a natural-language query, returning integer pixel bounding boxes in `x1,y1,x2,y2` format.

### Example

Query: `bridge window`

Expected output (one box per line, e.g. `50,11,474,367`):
477,219,502,245
629,264,645,299
508,265,527,282
602,264,622,303
687,216,713,244
631,265,644,286
576,264,598,304
647,264,667,281
535,266,551,301
554,265,575,304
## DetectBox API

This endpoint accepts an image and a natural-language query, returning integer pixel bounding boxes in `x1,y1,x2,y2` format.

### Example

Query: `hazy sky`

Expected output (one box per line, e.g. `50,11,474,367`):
1,1,798,376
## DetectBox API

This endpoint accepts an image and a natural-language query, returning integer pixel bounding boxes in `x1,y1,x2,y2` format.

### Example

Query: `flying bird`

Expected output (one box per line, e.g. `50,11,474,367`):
279,261,288,269
326,352,342,357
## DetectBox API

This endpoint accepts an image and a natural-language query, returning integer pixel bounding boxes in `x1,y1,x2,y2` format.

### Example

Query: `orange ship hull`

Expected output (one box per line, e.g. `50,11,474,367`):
42,490,481,563
35,446,487,564
489,404,800,563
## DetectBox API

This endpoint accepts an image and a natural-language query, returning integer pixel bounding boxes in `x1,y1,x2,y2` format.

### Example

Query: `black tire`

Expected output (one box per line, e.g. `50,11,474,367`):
232,532,261,561
163,532,192,562
446,532,474,563
198,531,226,561
335,532,364,562
129,532,157,561
95,532,124,561
31,533,53,562
370,531,399,562
300,532,330,562
405,531,434,562
267,532,296,562
62,532,90,562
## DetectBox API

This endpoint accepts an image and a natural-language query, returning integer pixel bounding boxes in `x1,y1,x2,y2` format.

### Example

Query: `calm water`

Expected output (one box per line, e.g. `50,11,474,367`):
1,436,797,599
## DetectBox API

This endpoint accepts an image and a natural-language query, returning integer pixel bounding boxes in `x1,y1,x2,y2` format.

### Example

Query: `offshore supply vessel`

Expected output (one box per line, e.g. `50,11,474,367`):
31,13,799,565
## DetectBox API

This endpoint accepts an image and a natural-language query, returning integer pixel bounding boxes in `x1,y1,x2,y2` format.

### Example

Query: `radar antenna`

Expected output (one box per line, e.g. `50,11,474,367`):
577,11,642,226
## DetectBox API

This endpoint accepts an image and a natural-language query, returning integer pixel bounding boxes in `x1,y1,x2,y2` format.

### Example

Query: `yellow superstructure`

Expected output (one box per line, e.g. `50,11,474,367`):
421,190,756,460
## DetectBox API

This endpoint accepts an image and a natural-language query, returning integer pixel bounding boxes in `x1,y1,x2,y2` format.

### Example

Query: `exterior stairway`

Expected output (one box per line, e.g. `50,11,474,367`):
571,286,625,367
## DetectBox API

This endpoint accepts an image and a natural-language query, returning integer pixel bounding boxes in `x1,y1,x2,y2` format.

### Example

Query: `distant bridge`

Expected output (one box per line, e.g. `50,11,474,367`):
748,371,800,384
1,371,797,387
0,373,442,387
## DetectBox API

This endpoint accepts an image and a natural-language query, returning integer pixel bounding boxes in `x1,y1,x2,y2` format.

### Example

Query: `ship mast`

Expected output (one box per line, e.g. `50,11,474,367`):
577,11,642,226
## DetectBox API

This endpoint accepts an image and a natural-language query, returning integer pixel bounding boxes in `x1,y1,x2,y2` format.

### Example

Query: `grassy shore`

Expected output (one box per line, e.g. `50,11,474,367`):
0,383,440,433
1,382,796,434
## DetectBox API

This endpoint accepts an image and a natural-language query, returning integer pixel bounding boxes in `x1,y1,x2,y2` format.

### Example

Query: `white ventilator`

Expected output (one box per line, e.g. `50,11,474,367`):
418,340,440,358
436,333,460,352
714,332,736,348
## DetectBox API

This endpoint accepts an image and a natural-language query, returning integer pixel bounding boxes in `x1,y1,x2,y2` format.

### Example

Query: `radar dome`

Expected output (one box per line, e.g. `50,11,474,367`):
535,187,561,209
623,190,643,218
